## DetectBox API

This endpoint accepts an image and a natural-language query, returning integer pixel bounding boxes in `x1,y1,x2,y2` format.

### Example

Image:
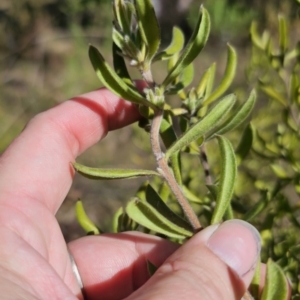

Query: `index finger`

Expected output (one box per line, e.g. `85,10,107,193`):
0,87,141,214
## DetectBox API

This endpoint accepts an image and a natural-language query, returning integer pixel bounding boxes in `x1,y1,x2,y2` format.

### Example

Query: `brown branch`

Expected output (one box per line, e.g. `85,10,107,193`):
150,109,202,232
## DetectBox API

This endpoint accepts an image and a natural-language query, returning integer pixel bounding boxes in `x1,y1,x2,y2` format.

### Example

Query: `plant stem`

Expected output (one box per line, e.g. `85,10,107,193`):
150,109,202,232
141,66,156,88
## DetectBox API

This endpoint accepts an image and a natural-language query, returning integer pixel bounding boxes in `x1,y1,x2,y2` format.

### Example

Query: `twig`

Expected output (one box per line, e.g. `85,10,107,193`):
150,109,202,232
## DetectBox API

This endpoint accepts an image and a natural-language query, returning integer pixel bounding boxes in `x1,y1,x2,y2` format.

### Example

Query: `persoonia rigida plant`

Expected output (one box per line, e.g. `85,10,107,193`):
72,1,289,299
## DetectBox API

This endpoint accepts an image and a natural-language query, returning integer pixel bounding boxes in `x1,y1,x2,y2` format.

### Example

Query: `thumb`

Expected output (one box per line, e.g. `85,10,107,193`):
129,220,261,300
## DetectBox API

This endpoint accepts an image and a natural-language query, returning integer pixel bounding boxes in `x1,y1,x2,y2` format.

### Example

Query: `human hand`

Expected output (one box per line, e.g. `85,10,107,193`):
0,88,261,300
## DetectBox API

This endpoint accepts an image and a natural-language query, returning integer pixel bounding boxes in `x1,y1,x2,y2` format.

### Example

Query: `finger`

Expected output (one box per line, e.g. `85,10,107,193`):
0,87,141,214
128,220,261,300
68,231,180,300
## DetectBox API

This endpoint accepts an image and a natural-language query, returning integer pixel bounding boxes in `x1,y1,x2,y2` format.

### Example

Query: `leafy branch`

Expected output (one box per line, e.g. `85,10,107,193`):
71,1,292,298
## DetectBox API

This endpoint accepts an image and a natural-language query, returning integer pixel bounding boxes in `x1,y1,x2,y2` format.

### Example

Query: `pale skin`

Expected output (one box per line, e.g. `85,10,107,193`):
0,86,263,300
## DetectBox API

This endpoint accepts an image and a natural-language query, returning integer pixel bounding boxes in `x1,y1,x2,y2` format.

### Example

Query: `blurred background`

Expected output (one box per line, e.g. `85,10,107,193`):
0,0,299,241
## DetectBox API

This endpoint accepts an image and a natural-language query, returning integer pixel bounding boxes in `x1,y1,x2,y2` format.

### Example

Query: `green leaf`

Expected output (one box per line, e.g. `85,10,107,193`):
112,27,126,51
261,259,288,300
113,0,131,34
180,63,194,88
259,81,287,107
134,0,160,61
250,21,269,51
278,15,288,54
73,162,161,180
112,42,133,87
252,127,279,159
243,190,269,221
167,51,179,73
290,71,299,104
76,200,100,235
183,185,203,204
145,185,193,232
196,63,216,97
165,94,236,159
250,261,261,299
112,28,142,61
270,164,290,179
204,44,237,105
211,136,237,224
89,45,157,109
160,118,178,148
166,63,194,94
154,27,185,61
162,6,210,88
208,89,257,137
235,123,254,164
224,205,234,220
170,108,188,116
206,184,218,200
112,207,124,233
125,197,193,239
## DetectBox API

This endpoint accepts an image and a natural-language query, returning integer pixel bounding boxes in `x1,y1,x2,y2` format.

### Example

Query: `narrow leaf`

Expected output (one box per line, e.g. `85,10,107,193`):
183,185,204,204
206,184,218,200
250,21,268,51
259,82,287,107
115,209,138,232
250,261,261,299
112,42,133,87
203,63,216,98
76,200,100,234
167,51,179,73
134,0,160,61
126,198,193,239
209,89,257,137
261,259,288,300
211,136,237,224
235,123,254,164
154,27,185,61
224,205,234,220
113,0,131,34
146,185,193,232
204,44,237,105
112,207,124,233
270,164,290,179
289,71,299,104
112,27,126,51
170,108,188,116
196,63,216,97
166,63,194,94
278,15,288,54
73,162,160,180
89,45,156,109
180,63,194,88
243,190,269,221
162,6,210,88
166,94,236,159
160,118,178,147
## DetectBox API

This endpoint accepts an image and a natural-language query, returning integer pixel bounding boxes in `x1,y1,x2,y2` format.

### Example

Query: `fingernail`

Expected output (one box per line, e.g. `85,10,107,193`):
206,220,261,277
